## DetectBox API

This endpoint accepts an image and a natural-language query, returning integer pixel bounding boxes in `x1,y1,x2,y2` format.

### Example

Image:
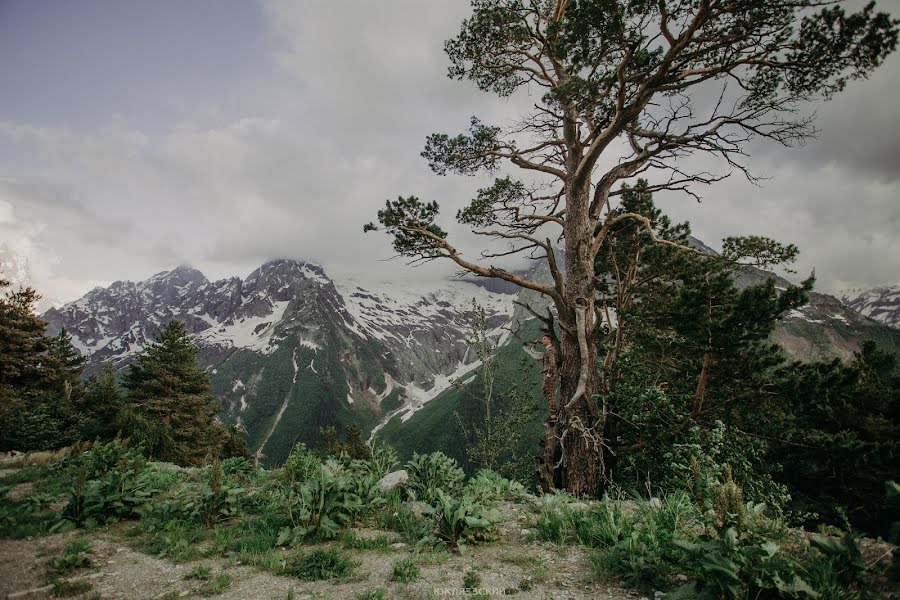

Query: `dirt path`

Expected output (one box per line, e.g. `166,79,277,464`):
1,460,640,600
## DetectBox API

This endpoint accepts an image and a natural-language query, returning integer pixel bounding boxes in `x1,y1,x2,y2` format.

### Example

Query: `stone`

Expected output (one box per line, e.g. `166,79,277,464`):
390,542,408,550
376,469,408,492
404,500,430,519
7,584,54,600
649,497,662,509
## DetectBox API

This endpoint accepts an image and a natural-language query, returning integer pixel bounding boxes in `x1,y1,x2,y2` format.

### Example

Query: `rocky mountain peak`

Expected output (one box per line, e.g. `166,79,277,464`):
840,285,900,329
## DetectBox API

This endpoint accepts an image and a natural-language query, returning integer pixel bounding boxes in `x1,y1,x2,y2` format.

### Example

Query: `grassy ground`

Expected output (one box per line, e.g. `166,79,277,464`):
1,447,896,600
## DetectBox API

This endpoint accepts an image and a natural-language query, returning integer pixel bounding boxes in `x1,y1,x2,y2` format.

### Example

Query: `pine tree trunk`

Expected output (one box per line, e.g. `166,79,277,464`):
537,178,604,497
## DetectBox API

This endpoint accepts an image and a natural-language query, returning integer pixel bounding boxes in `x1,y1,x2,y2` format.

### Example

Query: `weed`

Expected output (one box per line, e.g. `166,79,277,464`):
56,441,160,529
0,493,58,538
129,521,205,562
534,491,583,545
425,490,500,551
391,557,420,583
465,469,525,503
405,452,465,503
575,499,633,548
378,494,430,544
47,539,93,575
277,463,362,545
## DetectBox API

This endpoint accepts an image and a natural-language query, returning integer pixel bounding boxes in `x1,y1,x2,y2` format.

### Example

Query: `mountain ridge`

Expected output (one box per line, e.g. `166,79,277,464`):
38,255,900,465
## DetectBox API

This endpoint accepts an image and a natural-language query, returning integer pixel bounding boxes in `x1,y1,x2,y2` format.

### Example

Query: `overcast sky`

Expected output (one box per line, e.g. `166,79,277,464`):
1,0,899,308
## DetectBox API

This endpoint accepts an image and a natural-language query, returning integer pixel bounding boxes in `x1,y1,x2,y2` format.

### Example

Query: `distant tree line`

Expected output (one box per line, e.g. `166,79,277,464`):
0,278,248,465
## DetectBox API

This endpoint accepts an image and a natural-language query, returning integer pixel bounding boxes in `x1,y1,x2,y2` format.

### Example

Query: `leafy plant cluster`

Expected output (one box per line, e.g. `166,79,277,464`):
56,439,161,529
402,451,504,551
531,469,889,598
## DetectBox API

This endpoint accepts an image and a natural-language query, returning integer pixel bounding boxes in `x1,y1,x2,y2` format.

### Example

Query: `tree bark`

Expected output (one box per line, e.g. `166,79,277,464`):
536,177,604,497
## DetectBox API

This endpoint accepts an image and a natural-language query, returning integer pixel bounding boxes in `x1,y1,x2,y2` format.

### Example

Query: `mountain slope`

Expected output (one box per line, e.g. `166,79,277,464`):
42,259,515,466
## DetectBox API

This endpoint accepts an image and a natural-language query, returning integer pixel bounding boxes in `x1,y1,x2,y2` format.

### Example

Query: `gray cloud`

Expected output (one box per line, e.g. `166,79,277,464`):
0,0,898,305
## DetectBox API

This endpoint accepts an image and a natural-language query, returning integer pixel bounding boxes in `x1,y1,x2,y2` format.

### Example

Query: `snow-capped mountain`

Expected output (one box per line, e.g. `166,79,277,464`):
40,255,900,466
42,259,515,465
840,286,900,330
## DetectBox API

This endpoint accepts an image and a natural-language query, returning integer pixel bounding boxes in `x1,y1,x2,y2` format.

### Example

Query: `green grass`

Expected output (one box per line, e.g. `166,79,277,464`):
341,530,401,552
128,521,207,562
281,548,356,581
212,513,285,557
196,572,232,596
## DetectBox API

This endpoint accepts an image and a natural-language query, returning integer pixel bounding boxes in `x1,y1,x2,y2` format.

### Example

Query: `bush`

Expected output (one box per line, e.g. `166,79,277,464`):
276,462,362,544
405,452,465,504
424,490,500,552
57,440,160,528
669,527,817,600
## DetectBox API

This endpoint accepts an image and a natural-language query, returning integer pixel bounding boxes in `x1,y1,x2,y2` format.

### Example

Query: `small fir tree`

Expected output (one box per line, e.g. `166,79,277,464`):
122,320,225,464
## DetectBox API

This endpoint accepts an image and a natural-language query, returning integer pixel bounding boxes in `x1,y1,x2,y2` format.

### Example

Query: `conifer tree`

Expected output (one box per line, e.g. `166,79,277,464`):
0,282,50,395
594,181,812,506
122,320,225,465
45,328,87,400
81,364,125,441
0,281,84,450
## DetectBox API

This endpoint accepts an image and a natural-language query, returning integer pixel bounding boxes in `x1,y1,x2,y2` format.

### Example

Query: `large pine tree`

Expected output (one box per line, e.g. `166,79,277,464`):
122,320,225,465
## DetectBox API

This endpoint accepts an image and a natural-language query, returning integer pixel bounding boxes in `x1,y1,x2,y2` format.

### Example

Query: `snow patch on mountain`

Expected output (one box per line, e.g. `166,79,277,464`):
399,358,483,423
195,299,290,354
